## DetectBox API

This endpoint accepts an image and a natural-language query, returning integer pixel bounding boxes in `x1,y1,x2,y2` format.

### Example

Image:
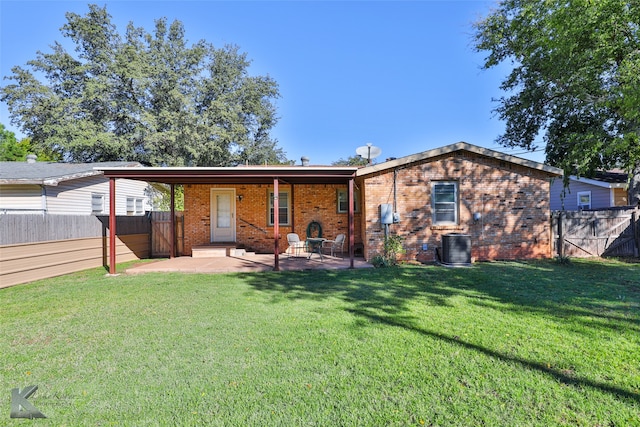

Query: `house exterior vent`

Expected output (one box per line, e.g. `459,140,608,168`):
26,154,37,164
301,156,310,167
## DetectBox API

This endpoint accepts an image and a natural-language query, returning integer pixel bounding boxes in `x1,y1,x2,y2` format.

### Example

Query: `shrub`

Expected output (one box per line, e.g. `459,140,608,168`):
372,234,406,267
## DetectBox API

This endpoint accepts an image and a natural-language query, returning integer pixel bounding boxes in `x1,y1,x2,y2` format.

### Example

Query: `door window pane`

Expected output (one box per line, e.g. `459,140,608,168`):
217,194,231,228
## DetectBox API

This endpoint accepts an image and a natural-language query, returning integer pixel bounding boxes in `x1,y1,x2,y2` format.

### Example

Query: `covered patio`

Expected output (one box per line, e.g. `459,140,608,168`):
97,165,360,273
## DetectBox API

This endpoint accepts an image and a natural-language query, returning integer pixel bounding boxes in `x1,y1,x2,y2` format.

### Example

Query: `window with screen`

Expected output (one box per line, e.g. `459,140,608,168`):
337,189,360,213
268,191,290,226
432,182,458,225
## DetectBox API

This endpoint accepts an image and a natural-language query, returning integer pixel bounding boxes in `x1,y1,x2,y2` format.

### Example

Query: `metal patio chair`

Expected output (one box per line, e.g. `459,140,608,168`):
323,233,346,258
286,233,306,257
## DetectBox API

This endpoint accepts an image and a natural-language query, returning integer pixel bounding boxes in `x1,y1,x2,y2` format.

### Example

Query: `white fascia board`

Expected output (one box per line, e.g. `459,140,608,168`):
568,175,628,189
357,142,563,177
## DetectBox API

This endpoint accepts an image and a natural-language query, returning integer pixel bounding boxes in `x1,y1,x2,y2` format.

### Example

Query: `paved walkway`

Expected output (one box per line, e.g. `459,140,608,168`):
125,254,373,274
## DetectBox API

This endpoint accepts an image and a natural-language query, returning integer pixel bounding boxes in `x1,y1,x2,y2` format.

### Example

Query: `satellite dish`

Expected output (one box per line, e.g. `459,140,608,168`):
356,143,381,164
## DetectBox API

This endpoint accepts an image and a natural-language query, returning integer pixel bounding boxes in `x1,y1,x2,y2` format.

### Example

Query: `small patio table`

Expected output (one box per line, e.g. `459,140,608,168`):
306,238,326,261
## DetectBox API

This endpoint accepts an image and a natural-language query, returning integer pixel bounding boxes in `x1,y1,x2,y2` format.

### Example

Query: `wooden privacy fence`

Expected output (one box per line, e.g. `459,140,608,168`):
552,208,640,258
150,211,184,257
0,214,150,245
0,214,151,288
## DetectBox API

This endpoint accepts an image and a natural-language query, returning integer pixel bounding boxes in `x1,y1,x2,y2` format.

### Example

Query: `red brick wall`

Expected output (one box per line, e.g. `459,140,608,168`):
360,151,554,262
183,183,362,255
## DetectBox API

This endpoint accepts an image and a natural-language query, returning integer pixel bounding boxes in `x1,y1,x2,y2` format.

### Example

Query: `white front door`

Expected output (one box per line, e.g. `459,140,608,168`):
210,189,236,242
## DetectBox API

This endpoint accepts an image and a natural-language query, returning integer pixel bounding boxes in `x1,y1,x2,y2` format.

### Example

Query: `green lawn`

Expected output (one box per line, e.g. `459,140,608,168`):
1,259,639,426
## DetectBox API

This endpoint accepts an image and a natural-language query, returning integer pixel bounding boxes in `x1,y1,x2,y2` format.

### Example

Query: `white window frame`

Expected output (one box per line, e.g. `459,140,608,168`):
127,197,145,216
92,193,105,214
432,181,458,225
577,191,592,210
268,190,290,226
337,189,360,213
126,197,135,215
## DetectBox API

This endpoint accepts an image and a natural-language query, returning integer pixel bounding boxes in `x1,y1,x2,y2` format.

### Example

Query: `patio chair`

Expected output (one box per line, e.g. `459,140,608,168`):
323,233,346,258
286,233,306,257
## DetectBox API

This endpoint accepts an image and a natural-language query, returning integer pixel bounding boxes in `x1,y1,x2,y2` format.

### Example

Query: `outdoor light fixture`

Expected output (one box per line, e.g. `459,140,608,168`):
237,195,244,202
473,212,482,222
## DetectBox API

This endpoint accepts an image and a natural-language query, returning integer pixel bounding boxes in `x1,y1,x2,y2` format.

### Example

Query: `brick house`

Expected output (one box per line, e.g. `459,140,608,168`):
356,142,562,262
182,181,363,256
99,142,561,271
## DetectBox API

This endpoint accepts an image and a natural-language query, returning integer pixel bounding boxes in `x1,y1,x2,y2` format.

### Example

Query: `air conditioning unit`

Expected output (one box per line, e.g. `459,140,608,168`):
441,233,471,266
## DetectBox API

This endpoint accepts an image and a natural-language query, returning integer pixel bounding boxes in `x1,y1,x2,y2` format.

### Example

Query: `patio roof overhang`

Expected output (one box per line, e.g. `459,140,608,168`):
96,165,359,185
96,165,359,275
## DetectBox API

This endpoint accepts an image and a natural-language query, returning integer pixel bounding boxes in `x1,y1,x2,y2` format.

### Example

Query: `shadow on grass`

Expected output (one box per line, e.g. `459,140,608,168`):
242,260,640,404
349,307,640,404
245,261,640,330
469,261,640,333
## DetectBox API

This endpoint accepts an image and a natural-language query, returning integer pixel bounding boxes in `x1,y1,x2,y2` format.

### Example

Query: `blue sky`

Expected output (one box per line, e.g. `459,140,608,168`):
0,0,547,165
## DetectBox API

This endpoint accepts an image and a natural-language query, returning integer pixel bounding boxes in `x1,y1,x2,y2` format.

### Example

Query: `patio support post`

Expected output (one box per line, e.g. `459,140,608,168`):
348,177,355,269
273,178,280,271
109,177,117,274
170,184,176,258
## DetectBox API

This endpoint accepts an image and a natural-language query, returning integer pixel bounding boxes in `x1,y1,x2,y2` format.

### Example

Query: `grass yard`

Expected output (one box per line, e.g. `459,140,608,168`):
1,258,639,426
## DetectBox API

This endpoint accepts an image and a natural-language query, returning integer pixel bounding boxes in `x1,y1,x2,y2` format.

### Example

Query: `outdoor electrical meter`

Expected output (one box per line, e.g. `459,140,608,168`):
380,204,393,225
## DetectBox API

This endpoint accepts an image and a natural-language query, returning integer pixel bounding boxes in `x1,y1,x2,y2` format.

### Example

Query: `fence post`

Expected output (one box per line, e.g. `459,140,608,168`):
557,211,564,258
633,211,639,257
550,212,556,257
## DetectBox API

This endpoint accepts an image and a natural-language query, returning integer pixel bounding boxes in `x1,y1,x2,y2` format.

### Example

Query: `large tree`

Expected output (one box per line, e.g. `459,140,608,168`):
1,4,287,166
0,124,23,161
474,0,640,205
0,124,60,161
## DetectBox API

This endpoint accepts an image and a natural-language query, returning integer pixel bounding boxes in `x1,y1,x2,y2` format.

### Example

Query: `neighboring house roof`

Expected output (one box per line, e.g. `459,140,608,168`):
356,141,562,177
0,161,141,186
593,170,628,184
564,171,629,189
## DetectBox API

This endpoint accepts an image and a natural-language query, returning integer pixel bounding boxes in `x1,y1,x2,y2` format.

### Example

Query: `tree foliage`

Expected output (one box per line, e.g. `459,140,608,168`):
331,154,370,166
0,124,22,161
1,4,287,166
0,124,60,161
149,183,184,211
474,0,640,204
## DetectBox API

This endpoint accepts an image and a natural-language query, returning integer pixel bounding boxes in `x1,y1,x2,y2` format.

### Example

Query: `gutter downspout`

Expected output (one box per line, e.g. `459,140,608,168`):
40,185,47,215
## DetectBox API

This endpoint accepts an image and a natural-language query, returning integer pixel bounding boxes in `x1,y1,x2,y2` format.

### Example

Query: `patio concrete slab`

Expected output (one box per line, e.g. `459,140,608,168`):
125,254,373,274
